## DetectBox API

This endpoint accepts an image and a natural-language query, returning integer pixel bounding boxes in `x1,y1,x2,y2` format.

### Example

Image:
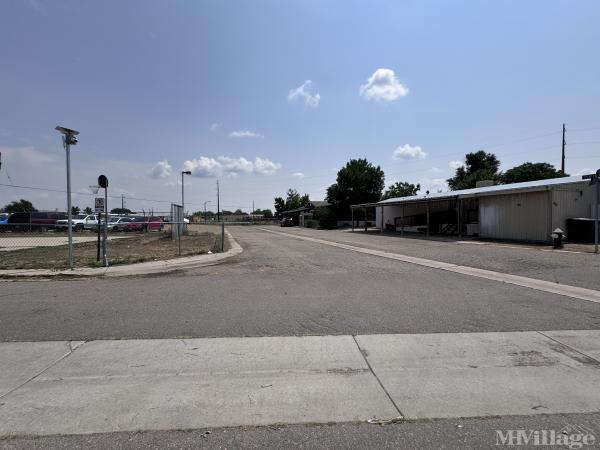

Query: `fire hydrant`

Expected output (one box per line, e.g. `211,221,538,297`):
551,228,565,249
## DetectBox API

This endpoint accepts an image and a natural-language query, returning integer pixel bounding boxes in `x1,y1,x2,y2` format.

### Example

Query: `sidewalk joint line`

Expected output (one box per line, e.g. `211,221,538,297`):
0,340,88,401
351,335,404,418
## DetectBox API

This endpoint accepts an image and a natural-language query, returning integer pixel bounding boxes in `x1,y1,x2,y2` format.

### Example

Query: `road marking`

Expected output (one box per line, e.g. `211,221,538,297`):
257,228,600,304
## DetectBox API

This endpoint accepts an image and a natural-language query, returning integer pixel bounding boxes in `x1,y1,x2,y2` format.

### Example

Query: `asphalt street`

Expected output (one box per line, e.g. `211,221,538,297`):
3,413,599,450
1,226,600,341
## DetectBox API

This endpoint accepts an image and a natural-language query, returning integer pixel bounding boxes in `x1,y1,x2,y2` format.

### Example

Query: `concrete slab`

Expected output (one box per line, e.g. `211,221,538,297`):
0,341,83,397
0,336,397,436
356,332,600,419
542,330,600,361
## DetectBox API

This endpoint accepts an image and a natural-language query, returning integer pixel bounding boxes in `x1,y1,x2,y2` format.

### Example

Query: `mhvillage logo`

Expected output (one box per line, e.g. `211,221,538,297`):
496,424,596,449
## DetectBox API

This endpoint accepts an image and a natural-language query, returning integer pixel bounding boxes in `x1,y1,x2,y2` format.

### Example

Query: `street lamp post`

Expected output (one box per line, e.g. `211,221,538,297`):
181,170,191,233
55,126,79,269
203,201,211,224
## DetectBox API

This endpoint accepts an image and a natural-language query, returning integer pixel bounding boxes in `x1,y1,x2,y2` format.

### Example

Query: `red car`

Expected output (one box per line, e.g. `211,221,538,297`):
123,216,164,232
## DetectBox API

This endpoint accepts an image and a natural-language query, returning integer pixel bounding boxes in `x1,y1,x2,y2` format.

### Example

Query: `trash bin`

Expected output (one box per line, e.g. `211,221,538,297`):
551,228,564,249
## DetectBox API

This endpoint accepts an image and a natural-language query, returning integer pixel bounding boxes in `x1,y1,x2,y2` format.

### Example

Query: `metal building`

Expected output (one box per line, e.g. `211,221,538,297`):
351,176,596,243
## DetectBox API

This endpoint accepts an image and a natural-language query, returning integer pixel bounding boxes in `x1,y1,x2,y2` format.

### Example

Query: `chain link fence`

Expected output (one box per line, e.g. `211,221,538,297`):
0,217,226,270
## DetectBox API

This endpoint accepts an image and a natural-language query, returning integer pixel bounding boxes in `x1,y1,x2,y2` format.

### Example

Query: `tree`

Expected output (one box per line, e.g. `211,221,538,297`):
110,207,132,215
4,199,37,214
383,181,420,199
233,209,247,215
274,197,285,217
502,162,567,184
71,206,81,215
262,209,273,218
83,206,93,215
447,150,501,190
326,158,385,219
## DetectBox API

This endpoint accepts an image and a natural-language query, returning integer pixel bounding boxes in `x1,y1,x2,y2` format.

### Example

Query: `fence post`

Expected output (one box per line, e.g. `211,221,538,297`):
221,222,225,252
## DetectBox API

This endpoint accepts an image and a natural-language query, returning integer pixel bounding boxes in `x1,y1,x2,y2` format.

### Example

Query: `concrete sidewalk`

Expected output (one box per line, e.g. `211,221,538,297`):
0,230,242,278
1,330,600,437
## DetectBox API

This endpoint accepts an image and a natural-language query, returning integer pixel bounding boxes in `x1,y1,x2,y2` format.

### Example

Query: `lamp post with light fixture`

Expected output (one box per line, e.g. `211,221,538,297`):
55,126,79,269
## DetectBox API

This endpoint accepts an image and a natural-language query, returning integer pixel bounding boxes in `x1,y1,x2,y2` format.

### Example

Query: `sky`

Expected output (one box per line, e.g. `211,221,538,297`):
1,0,600,214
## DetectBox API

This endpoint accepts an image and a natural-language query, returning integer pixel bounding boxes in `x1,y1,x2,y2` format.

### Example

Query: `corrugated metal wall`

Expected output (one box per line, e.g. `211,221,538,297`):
551,184,590,231
479,191,551,242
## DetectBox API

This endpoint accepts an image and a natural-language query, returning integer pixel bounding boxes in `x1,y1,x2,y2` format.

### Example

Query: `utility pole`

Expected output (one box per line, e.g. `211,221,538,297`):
217,180,221,222
121,194,124,210
561,123,566,174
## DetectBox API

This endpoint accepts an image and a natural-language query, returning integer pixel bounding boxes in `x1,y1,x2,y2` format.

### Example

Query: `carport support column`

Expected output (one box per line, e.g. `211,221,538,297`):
457,199,462,239
426,202,430,238
380,205,384,234
351,208,354,232
401,204,405,237
364,208,367,232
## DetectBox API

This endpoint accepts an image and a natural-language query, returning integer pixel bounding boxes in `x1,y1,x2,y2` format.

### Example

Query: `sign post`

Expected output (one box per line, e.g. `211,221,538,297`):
98,175,109,266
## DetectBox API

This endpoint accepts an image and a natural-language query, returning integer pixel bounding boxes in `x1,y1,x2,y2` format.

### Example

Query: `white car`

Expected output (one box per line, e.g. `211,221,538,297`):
55,214,98,232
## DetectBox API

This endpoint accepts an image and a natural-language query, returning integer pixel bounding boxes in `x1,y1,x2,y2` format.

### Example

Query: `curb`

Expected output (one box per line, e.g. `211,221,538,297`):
0,229,243,279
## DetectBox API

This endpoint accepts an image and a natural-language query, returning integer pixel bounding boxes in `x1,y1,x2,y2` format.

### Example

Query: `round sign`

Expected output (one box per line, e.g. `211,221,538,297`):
98,175,108,188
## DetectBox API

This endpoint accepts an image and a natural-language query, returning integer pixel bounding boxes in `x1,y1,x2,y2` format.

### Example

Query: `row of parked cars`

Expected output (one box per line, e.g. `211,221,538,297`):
0,212,165,232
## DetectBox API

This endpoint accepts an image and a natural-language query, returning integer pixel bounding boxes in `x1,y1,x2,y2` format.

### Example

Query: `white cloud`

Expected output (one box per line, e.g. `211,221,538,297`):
209,122,222,132
360,68,408,102
393,144,426,160
229,130,264,139
430,167,442,173
288,80,321,107
254,157,281,175
449,160,464,170
148,160,173,179
183,156,281,178
291,172,305,179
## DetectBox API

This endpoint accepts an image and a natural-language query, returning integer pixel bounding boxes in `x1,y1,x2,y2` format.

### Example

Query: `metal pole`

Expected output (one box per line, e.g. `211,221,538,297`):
221,222,225,252
217,180,220,223
364,208,367,232
401,204,405,237
457,199,462,239
103,187,108,267
181,171,185,225
65,138,73,269
561,123,566,174
351,208,354,231
97,211,101,261
380,205,384,234
594,182,600,253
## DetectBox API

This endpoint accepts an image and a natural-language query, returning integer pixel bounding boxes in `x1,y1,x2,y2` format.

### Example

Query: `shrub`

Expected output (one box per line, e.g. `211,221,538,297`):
316,207,337,229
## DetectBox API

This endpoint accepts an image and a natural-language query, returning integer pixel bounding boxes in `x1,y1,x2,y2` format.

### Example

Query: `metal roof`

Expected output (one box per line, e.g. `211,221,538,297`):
352,176,590,208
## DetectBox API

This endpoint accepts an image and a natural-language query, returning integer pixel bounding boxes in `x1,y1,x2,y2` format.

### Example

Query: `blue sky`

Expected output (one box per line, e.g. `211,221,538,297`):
1,0,599,213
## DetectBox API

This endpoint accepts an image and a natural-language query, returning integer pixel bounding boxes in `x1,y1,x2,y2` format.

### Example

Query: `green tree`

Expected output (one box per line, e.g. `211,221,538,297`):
71,206,81,215
274,197,285,217
83,206,93,215
314,206,337,229
326,158,385,219
447,150,501,190
382,181,420,199
111,207,132,215
262,209,273,218
502,162,567,184
4,199,37,213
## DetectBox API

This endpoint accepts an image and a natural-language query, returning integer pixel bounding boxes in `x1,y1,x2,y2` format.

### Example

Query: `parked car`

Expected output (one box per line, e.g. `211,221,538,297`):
280,217,294,227
7,212,68,231
55,214,98,232
91,217,133,232
0,213,9,232
122,216,164,232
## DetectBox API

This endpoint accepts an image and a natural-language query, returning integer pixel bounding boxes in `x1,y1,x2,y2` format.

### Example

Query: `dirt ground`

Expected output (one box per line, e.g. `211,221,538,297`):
0,231,222,270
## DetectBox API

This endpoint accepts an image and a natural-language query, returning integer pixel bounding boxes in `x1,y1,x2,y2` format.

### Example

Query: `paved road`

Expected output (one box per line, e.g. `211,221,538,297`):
4,413,600,449
1,226,600,341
